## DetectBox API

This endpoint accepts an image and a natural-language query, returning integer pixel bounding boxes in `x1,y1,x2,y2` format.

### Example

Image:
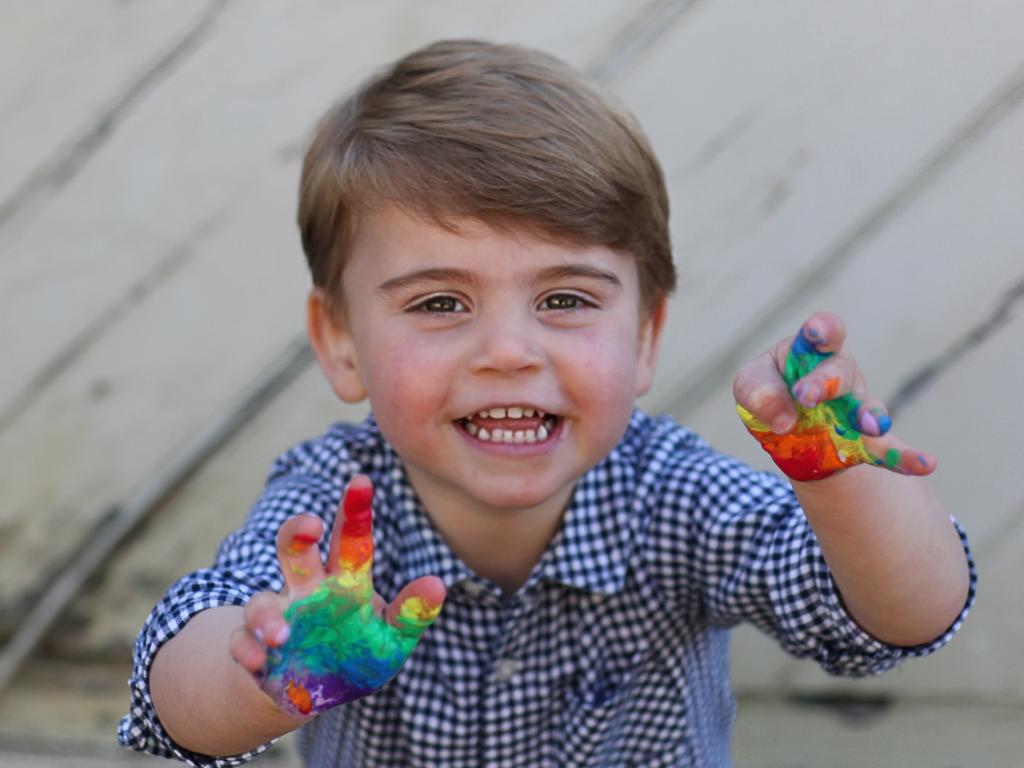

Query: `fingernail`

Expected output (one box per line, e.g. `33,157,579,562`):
253,627,266,644
805,324,827,345
793,382,820,408
771,415,793,434
858,408,880,436
272,623,290,646
876,412,892,435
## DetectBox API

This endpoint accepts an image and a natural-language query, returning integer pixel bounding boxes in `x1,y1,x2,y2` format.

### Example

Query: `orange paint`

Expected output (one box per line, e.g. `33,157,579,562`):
823,377,840,400
749,424,848,481
287,532,320,557
286,680,313,715
339,536,373,572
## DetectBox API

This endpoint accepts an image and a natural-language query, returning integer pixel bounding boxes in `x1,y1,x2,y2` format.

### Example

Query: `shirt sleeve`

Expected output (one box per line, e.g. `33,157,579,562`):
660,447,977,677
118,471,340,766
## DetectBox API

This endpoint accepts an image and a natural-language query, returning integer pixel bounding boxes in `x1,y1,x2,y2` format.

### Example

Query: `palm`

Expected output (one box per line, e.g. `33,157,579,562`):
261,479,443,717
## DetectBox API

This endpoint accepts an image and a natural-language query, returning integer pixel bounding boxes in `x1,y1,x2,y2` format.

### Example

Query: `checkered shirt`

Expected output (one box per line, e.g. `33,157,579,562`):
119,410,975,767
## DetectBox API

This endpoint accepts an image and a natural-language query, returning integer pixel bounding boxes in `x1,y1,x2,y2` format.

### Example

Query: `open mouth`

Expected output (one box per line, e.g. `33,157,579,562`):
455,406,561,445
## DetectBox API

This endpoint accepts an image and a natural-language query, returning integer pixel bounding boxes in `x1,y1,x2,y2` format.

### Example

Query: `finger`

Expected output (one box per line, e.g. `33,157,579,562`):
327,475,375,582
229,625,267,674
733,350,798,434
795,312,847,355
276,514,327,599
385,575,446,639
244,591,292,647
853,396,892,438
789,353,861,409
862,433,937,476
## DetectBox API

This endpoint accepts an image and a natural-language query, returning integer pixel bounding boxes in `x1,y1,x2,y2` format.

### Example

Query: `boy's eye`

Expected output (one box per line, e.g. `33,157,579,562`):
540,293,589,311
412,295,466,314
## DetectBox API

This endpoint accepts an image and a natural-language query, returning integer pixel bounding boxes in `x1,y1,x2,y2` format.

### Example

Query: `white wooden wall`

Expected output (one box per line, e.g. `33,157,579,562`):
1,1,1022,760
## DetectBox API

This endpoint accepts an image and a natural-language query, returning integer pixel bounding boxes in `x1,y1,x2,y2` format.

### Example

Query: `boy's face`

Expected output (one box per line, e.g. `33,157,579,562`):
310,205,666,515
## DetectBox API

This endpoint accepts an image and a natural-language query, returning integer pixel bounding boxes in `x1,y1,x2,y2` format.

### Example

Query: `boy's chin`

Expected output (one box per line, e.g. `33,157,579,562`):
461,477,573,514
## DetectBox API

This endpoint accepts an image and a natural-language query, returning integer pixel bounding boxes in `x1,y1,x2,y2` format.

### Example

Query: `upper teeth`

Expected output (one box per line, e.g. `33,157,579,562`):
476,407,543,419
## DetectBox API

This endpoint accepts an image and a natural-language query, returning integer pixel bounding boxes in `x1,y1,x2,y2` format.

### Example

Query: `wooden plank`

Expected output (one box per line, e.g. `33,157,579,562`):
56,364,366,659
611,0,1024,413
0,0,643,417
0,0,652,627
682,97,1024,701
0,0,212,213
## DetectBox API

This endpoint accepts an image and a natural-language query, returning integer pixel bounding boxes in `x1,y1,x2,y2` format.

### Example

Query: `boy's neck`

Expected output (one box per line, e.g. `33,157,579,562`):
404,466,574,595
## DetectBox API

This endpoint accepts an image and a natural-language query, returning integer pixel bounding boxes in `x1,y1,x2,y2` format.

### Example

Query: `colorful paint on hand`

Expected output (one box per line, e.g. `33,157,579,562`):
737,326,885,481
261,484,443,717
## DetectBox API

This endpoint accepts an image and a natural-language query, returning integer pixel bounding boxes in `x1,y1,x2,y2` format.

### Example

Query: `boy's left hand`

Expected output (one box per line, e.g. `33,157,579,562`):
733,311,936,482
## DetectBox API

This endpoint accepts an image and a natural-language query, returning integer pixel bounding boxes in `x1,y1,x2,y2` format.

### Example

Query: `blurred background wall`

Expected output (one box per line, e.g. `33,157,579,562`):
1,1,1021,765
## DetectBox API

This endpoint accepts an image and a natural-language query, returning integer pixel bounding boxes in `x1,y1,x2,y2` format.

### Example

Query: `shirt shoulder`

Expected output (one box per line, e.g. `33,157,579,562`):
266,416,391,489
618,409,795,516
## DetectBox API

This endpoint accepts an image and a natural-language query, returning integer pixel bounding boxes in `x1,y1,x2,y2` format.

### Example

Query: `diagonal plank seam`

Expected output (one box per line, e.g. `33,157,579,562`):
0,0,226,238
585,0,706,84
0,338,313,691
657,59,1024,419
0,207,233,435
887,272,1024,418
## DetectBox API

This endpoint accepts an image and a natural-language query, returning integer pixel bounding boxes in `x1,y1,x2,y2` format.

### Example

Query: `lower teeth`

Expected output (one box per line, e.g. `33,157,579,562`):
464,417,556,443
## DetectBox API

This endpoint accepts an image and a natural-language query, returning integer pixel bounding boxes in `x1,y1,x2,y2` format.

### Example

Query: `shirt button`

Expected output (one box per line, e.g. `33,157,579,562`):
492,658,520,682
461,580,484,597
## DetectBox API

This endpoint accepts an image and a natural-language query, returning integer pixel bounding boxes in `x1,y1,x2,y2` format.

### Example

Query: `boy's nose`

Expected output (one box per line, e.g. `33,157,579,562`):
468,312,544,375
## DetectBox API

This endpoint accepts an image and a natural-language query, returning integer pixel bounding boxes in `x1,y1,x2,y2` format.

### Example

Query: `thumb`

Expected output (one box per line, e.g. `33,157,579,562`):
385,576,446,639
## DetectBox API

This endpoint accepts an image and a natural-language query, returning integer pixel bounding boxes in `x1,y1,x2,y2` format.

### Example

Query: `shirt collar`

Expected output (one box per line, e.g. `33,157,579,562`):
369,410,648,598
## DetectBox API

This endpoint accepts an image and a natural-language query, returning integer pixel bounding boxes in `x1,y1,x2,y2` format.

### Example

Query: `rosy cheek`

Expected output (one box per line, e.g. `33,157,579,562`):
561,329,637,408
368,336,446,427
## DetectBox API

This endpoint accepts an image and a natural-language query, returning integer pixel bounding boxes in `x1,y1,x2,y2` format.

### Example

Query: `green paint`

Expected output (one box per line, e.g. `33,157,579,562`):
885,448,901,467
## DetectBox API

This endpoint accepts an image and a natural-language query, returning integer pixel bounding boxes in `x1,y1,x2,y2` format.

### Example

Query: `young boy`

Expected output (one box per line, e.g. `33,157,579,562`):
120,40,974,767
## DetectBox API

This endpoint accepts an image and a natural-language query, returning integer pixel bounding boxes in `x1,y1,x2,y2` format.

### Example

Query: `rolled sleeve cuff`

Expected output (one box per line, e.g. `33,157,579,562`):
118,576,274,766
810,515,977,677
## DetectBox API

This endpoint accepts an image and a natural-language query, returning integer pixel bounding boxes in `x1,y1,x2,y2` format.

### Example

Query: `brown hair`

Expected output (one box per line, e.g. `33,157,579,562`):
298,39,675,315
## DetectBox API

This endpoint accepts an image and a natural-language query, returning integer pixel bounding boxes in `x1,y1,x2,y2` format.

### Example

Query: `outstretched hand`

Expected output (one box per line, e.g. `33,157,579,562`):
230,476,446,718
734,312,936,482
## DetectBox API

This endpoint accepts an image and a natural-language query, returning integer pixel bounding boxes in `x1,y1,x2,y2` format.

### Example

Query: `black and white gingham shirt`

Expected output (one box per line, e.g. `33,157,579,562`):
120,410,975,767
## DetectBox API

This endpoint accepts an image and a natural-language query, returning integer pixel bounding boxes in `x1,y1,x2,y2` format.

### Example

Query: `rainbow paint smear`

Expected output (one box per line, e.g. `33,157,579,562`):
261,484,443,717
737,327,886,481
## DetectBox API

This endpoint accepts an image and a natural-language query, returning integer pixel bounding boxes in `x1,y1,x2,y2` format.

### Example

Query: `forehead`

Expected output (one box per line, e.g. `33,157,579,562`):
345,204,640,287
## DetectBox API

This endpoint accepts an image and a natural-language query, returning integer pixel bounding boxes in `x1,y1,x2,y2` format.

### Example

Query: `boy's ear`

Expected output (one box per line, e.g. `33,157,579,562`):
634,296,668,397
307,289,367,403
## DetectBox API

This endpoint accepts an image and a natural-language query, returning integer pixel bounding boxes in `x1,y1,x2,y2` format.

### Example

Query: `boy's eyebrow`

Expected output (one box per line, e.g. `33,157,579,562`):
376,263,623,294
377,268,480,294
533,264,623,290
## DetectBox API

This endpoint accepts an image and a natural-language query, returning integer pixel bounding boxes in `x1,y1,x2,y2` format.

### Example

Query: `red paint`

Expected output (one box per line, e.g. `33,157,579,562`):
288,533,320,555
342,483,373,538
749,425,848,481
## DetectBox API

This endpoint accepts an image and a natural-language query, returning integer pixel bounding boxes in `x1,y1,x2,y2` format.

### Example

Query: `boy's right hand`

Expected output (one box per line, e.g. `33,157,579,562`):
229,475,446,718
